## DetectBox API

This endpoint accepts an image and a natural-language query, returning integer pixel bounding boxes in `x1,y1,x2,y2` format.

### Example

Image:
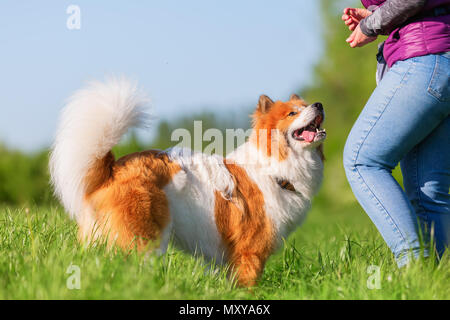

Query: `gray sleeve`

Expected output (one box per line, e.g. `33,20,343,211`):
360,0,427,37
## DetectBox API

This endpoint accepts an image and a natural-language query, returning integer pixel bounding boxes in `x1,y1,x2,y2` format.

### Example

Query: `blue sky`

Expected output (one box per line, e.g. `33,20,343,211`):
0,1,322,151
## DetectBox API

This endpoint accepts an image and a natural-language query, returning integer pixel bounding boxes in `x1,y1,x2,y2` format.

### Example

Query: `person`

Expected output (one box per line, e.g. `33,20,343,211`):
342,0,450,267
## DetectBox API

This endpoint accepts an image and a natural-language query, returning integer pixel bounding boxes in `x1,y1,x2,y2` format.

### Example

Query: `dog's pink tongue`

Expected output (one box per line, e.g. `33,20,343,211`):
301,130,316,143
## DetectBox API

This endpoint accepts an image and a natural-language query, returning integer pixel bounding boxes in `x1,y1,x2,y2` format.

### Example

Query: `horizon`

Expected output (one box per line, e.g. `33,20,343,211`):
0,1,322,152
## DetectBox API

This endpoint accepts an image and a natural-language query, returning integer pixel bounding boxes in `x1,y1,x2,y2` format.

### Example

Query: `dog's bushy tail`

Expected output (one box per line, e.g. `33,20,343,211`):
49,77,150,219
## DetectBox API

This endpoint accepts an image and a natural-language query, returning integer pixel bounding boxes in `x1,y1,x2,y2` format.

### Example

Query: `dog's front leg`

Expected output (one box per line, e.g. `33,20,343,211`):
231,253,267,287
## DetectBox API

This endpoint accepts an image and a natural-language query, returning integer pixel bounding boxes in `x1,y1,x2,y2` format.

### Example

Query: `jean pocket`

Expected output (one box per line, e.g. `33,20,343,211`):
428,53,450,102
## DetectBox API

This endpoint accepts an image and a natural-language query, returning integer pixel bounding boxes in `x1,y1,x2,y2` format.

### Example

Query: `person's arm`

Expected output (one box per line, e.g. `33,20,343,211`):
360,0,427,37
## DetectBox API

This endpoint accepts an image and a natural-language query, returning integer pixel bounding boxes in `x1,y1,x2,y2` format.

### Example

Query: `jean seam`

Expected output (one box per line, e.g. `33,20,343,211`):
348,61,416,248
353,165,408,249
353,60,416,166
427,55,443,102
414,144,427,217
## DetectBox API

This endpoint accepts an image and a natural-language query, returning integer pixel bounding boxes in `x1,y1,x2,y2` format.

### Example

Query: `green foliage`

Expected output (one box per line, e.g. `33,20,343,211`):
0,144,55,206
0,111,251,207
303,0,381,142
0,205,447,299
130,111,251,156
0,0,446,300
300,0,403,208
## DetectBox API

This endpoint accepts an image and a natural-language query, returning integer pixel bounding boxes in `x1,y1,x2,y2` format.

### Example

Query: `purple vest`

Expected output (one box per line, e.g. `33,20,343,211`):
361,0,450,67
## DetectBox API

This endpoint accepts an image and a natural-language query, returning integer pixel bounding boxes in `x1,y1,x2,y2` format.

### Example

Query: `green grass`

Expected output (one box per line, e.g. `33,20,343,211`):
0,202,448,300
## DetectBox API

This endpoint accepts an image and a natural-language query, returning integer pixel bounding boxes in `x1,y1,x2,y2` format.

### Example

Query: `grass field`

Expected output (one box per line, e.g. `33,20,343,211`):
1,200,448,300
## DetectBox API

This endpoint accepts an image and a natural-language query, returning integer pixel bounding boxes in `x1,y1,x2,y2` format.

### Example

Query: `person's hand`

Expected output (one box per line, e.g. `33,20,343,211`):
341,7,372,31
346,24,377,48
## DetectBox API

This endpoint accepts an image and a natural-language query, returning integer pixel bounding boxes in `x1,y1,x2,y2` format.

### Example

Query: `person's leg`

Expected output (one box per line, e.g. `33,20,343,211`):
401,117,450,257
343,54,449,267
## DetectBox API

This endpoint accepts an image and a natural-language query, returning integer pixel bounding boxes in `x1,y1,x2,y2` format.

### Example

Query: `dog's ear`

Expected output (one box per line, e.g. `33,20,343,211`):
290,94,302,102
257,95,274,114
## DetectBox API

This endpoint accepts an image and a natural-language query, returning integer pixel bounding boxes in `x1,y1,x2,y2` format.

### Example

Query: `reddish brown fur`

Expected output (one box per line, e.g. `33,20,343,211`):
82,150,180,250
252,95,308,160
84,151,115,196
214,161,274,287
252,95,324,161
76,94,324,288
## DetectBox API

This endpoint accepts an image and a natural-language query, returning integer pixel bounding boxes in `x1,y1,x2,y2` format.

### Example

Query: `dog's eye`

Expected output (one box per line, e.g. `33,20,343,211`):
288,111,298,117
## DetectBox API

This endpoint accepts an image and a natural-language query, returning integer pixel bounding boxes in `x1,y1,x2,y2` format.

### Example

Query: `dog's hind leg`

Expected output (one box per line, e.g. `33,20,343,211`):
87,182,171,252
156,220,173,255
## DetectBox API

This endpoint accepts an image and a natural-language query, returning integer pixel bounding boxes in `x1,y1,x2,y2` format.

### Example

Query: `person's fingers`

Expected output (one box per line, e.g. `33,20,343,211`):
355,8,371,19
350,9,360,20
343,7,370,26
360,8,371,18
347,24,376,48
356,40,366,47
343,7,352,15
350,36,360,47
343,7,367,32
355,8,365,15
348,23,358,31
352,35,369,48
347,28,363,47
346,31,355,43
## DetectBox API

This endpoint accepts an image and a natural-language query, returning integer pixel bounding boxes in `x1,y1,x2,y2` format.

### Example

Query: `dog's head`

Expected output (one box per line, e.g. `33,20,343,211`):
251,94,326,161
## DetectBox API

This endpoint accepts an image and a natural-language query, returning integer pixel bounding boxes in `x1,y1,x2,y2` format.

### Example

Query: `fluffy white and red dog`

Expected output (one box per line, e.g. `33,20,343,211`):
50,78,326,286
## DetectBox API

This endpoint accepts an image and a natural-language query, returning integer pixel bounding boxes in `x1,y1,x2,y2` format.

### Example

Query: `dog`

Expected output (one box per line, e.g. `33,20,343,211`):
50,78,326,287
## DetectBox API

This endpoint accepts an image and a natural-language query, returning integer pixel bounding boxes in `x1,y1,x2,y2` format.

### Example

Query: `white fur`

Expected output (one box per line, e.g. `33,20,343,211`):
228,134,323,247
49,77,150,219
51,78,324,262
164,148,234,263
163,111,324,259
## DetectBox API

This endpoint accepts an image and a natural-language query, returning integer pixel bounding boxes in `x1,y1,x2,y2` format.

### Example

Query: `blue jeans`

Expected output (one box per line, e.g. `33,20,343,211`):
344,53,450,267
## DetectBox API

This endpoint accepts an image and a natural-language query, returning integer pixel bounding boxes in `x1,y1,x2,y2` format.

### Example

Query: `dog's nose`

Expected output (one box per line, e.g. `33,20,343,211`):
312,102,323,111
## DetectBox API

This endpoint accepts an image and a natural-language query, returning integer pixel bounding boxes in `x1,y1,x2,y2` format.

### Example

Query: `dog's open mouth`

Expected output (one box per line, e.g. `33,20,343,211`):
292,115,326,143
